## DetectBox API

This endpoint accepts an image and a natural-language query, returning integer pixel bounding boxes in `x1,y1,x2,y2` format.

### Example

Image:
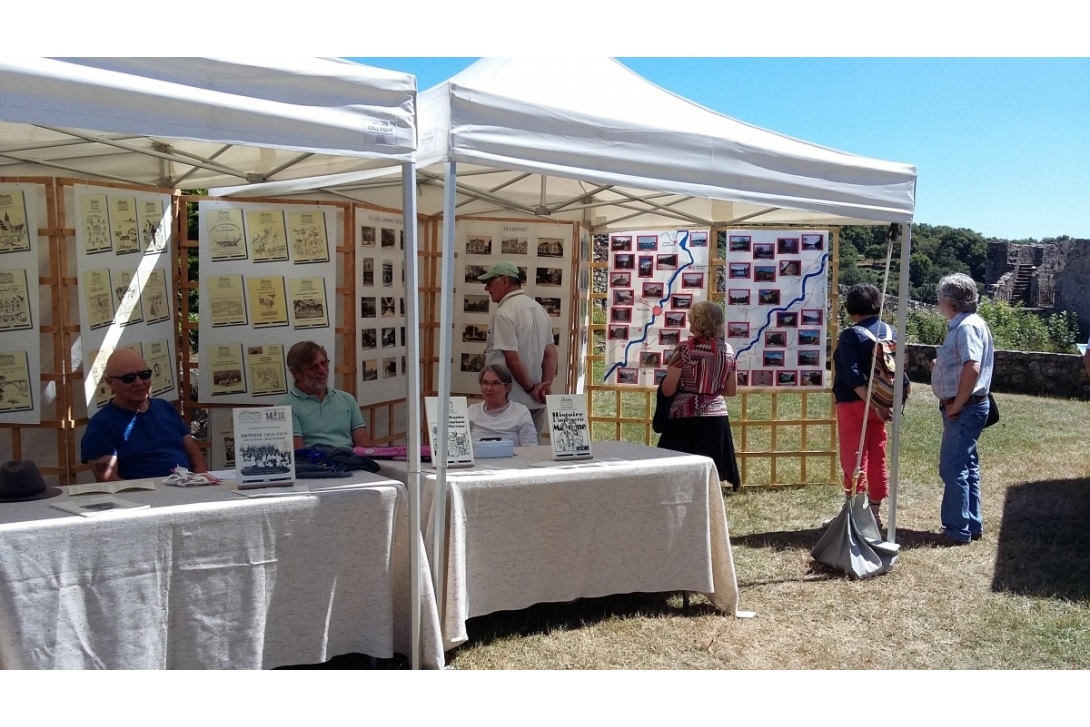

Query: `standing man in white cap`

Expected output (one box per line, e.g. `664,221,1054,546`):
478,261,558,432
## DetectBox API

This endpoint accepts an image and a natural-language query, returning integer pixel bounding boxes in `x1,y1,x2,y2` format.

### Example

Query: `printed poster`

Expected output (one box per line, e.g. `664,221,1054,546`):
287,210,330,263
0,269,33,331
247,276,289,329
0,350,33,413
208,274,248,328
111,268,144,327
144,339,174,396
288,276,329,330
0,189,31,253
80,193,112,254
110,196,142,254
207,207,248,261
245,343,287,396
140,199,168,255
246,209,289,263
83,268,115,329
424,396,475,467
139,268,171,325
208,343,247,396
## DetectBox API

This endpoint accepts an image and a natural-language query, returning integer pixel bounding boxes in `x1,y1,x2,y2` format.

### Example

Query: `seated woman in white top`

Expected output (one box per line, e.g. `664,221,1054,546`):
467,364,539,446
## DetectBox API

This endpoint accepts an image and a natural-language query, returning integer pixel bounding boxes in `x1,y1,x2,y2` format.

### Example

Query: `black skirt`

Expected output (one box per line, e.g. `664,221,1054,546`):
657,414,741,490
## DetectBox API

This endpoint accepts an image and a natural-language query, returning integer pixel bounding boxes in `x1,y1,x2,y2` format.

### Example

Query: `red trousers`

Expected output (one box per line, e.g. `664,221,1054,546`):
835,400,889,501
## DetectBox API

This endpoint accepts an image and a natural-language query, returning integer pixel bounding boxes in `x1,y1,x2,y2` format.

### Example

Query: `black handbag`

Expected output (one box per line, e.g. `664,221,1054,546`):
984,393,999,428
652,383,674,434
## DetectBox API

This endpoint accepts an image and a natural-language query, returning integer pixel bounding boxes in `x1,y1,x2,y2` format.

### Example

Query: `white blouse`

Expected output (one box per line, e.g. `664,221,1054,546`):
467,401,538,446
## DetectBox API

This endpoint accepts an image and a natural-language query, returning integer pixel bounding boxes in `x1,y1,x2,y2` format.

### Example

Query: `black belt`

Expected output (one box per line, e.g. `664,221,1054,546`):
940,394,986,407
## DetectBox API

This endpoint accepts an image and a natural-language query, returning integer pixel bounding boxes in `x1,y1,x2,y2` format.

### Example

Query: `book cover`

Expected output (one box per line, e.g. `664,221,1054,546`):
424,396,475,467
232,406,296,486
51,495,150,517
546,394,593,460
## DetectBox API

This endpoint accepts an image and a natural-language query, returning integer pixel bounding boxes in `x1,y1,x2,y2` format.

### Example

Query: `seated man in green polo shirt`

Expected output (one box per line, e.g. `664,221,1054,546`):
278,341,370,449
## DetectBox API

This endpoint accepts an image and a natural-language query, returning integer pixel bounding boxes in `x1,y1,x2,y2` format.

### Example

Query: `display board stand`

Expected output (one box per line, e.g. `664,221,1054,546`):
585,224,842,488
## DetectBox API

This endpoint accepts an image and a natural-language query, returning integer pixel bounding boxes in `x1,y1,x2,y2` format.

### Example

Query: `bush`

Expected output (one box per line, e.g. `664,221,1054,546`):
904,300,1079,353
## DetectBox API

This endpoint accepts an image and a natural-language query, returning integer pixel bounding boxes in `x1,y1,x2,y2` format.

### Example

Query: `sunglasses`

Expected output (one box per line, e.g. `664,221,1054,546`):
108,369,152,384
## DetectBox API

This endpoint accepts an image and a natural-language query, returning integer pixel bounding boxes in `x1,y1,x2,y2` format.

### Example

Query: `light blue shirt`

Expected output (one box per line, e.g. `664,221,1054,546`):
277,386,366,448
930,312,994,399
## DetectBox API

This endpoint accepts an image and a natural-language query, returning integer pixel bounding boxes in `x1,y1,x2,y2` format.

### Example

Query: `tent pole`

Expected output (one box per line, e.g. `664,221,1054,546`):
431,161,458,620
888,223,913,544
401,160,422,669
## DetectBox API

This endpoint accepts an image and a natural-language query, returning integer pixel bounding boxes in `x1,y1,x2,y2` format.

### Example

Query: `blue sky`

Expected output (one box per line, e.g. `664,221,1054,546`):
349,57,1088,241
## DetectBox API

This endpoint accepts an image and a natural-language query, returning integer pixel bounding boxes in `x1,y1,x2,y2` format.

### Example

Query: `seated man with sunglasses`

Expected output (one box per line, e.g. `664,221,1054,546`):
81,349,207,482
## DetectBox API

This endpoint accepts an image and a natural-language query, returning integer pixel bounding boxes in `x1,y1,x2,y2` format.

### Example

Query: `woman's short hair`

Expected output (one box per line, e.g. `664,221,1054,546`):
478,363,514,386
688,300,725,339
937,273,979,313
845,283,882,316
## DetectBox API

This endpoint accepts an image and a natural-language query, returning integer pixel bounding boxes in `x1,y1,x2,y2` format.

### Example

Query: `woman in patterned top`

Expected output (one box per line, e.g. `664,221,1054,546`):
657,300,741,490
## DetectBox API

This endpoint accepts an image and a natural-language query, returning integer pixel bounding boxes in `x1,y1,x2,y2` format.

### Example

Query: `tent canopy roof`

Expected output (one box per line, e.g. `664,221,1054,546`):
0,57,416,189
214,57,915,228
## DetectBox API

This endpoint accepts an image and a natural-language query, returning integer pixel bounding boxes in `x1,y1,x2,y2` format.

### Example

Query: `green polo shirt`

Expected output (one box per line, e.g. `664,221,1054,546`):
278,386,366,449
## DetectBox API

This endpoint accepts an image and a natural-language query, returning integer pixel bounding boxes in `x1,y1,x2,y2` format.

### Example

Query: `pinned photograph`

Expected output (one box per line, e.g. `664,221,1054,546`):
636,235,658,251
380,296,396,317
654,368,668,385
765,330,787,347
681,272,704,289
671,294,693,310
466,235,492,255
657,253,678,271
729,263,751,280
798,350,821,367
611,235,632,251
382,327,396,348
361,328,377,350
640,351,661,368
361,225,376,247
642,282,664,298
664,312,687,328
464,265,489,283
752,370,774,387
801,233,824,251
754,265,776,282
728,321,750,338
638,256,654,278
537,238,564,258
616,368,639,385
614,254,635,270
777,370,798,386
381,229,396,248
611,307,633,323
536,297,563,316
690,231,708,247
729,235,751,252
801,309,823,326
753,243,774,260
798,329,821,346
777,237,800,255
613,289,634,306
736,370,749,386
728,289,751,306
536,267,563,286
659,330,680,346
362,359,378,382
611,272,632,287
776,311,798,327
758,288,781,305
463,294,490,313
361,257,374,287
779,259,801,276
802,370,824,386
502,237,528,255
460,352,485,373
608,326,629,341
763,350,785,367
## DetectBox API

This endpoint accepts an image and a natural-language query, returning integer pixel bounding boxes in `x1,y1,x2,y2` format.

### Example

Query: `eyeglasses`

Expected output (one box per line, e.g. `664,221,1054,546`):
108,369,152,384
480,380,508,388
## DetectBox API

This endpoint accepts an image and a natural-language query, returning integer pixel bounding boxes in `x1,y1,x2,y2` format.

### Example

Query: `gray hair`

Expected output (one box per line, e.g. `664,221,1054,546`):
478,363,514,386
936,273,979,313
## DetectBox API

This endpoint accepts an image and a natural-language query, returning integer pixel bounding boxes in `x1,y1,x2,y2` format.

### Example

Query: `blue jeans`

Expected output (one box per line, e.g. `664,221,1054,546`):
939,400,988,542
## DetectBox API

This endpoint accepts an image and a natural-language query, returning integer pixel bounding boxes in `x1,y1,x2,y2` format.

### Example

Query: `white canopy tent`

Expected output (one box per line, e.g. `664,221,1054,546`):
214,57,918,588
0,56,429,668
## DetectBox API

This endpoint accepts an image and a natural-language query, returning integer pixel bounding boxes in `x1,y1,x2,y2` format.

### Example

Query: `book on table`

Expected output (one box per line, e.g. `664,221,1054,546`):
423,396,475,468
232,406,296,488
67,479,157,496
51,495,151,517
545,394,593,461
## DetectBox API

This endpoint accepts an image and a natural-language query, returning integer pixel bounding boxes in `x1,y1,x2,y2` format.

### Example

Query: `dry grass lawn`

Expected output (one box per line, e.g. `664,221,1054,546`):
443,388,1090,670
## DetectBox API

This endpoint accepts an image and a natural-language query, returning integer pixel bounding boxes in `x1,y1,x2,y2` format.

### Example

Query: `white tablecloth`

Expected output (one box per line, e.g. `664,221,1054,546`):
380,441,738,650
0,474,443,669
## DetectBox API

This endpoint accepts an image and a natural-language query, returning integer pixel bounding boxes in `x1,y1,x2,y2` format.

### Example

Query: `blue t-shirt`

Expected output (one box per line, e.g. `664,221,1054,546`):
80,398,191,479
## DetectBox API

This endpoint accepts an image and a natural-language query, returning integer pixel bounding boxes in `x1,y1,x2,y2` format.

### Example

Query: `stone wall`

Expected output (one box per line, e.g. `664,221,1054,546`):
905,343,1090,400
986,239,1090,337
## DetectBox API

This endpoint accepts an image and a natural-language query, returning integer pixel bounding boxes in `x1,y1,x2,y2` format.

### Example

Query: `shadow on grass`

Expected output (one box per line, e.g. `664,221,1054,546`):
452,591,694,653
991,477,1090,601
